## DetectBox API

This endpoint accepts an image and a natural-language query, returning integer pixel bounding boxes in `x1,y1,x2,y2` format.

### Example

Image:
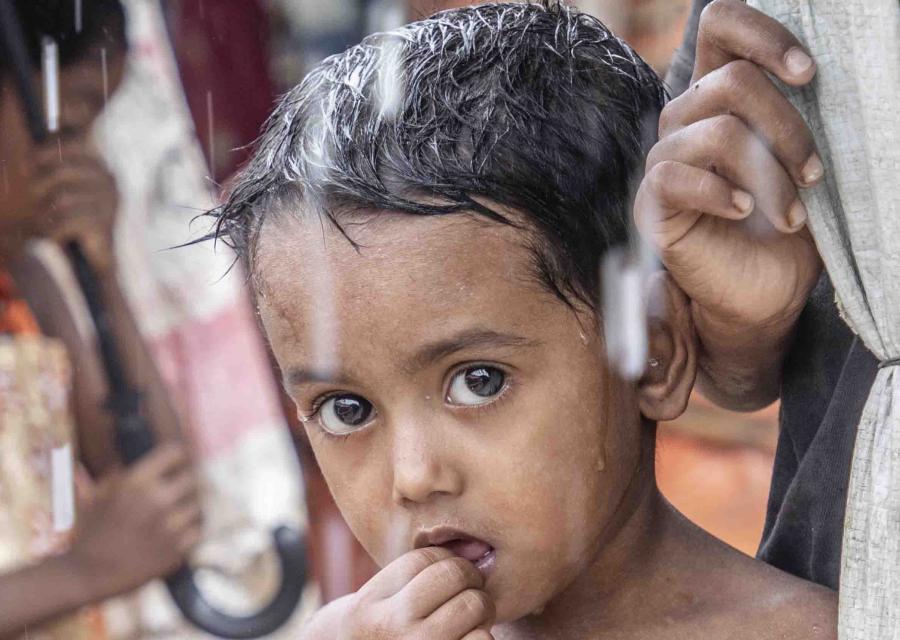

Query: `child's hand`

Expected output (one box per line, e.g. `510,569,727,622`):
25,136,119,271
301,547,495,640
633,0,823,408
66,443,202,601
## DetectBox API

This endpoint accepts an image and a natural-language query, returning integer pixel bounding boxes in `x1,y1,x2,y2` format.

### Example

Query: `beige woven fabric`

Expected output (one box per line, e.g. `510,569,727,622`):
747,1,900,637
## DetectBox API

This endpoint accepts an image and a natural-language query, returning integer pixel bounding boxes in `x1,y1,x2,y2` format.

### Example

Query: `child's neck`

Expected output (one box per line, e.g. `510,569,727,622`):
493,478,727,640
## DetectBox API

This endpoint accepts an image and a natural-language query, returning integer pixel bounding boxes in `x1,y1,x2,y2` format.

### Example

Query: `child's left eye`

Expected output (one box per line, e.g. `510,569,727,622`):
446,365,507,406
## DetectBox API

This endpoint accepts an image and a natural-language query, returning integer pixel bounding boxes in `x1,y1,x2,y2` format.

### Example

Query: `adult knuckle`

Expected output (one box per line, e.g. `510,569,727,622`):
642,163,672,204
699,0,737,36
707,114,744,152
644,142,668,173
720,59,759,93
651,160,681,188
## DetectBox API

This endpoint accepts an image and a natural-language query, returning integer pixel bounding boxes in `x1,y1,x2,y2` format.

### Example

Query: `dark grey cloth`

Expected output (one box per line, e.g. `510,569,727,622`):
664,0,879,590
758,277,877,589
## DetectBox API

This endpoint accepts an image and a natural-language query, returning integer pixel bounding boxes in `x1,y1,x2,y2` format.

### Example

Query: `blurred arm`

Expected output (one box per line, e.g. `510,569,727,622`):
0,554,97,639
10,244,189,476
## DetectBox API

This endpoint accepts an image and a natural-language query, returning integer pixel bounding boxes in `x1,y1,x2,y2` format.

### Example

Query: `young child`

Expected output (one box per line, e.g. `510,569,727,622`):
0,2,200,636
212,3,836,638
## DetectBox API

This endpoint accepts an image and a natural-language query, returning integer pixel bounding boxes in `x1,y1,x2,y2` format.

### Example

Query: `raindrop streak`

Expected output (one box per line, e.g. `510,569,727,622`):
304,226,340,380
601,248,648,381
1,161,8,196
74,0,83,33
41,37,60,133
57,139,63,163
598,109,658,381
382,512,411,571
206,89,215,182
100,47,109,104
299,116,340,380
375,36,405,120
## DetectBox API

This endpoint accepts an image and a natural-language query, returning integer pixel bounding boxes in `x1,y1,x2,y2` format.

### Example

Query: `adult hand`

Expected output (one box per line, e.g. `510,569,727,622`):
66,443,202,601
26,135,119,272
633,0,823,408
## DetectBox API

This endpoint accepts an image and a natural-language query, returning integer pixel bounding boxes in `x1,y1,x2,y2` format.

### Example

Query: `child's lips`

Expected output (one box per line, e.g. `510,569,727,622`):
413,527,497,577
441,538,493,563
440,538,496,578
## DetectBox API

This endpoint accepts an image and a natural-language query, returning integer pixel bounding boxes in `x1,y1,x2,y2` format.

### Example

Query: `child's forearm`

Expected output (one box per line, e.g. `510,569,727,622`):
0,553,97,639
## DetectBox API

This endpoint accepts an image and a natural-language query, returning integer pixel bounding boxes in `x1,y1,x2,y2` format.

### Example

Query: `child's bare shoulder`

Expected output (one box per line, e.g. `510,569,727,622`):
715,553,837,640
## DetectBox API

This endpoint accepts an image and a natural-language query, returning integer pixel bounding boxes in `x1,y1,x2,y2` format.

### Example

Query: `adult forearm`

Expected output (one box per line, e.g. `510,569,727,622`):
8,246,187,474
693,307,798,411
0,554,96,639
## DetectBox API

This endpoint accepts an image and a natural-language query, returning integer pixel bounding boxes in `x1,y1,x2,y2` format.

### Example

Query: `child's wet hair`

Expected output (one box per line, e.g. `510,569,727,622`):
210,0,666,309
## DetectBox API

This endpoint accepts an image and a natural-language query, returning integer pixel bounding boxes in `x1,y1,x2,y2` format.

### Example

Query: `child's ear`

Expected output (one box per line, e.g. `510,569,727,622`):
636,272,697,422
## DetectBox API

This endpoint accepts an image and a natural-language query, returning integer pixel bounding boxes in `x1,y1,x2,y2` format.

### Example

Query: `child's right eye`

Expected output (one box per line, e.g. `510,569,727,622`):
318,394,376,435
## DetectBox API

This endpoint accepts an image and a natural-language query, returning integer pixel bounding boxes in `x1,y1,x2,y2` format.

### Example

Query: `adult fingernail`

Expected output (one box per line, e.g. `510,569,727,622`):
731,189,754,216
785,47,814,77
801,153,824,185
787,198,807,230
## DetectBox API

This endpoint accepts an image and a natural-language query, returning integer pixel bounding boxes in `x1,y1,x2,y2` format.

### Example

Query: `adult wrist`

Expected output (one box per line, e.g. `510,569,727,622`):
693,301,800,359
57,547,108,605
692,304,801,410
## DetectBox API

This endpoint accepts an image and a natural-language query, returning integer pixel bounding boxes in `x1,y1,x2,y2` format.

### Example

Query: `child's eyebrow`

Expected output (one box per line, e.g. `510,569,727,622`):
403,328,541,374
284,329,540,388
284,368,356,388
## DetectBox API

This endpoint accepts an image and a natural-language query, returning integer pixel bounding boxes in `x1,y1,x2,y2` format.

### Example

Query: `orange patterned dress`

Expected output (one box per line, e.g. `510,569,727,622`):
0,272,107,640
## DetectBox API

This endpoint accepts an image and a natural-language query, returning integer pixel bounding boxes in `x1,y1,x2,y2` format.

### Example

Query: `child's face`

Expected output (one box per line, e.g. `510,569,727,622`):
257,210,646,622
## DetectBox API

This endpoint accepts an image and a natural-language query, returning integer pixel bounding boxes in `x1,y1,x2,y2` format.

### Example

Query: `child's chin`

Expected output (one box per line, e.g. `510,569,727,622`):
493,604,549,627
490,587,551,625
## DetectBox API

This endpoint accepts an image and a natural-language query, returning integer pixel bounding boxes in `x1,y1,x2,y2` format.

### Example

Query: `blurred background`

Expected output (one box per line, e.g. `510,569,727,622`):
0,0,779,638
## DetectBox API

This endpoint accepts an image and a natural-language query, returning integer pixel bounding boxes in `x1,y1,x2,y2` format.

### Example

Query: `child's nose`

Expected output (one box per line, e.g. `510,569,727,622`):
390,422,462,506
